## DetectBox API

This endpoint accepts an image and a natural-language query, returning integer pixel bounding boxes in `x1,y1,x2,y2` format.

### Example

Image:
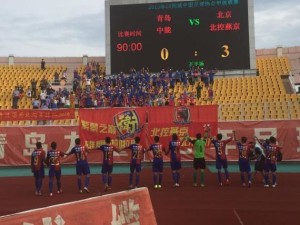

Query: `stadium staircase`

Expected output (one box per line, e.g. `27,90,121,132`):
282,76,294,94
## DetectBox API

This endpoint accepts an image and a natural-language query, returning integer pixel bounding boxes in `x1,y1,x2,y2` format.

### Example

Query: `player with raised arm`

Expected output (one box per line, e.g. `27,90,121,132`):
31,141,46,196
147,135,167,189
186,125,211,187
259,136,283,188
95,136,120,192
166,133,185,187
211,133,233,186
46,141,65,196
233,131,253,187
65,138,91,193
121,136,145,188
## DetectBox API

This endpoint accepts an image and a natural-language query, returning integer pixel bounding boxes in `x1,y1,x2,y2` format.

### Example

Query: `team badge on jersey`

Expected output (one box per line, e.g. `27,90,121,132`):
114,110,143,139
174,107,191,124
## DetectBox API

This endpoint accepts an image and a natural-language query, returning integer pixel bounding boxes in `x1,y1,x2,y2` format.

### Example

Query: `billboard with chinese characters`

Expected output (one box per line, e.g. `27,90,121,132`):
0,187,157,225
0,116,299,166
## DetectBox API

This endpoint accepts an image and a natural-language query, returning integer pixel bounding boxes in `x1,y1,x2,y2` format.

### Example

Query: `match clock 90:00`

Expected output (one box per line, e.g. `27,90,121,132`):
116,42,143,52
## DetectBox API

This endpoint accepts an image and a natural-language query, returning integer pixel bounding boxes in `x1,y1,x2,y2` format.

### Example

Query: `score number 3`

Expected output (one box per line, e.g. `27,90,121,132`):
221,45,230,58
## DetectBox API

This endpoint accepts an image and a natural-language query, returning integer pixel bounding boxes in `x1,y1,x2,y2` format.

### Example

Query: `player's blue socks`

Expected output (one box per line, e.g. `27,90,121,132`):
102,174,107,185
49,177,54,193
247,173,252,183
176,172,180,184
108,175,112,186
172,172,177,183
264,174,269,185
129,173,133,186
224,169,229,180
153,174,157,185
265,173,269,184
272,174,276,185
57,178,61,191
35,179,39,191
77,178,82,190
240,173,245,183
159,173,162,185
217,170,222,183
38,178,43,192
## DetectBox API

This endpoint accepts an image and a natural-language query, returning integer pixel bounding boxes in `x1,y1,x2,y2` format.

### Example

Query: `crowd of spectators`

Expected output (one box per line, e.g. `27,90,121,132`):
68,65,217,108
12,60,217,110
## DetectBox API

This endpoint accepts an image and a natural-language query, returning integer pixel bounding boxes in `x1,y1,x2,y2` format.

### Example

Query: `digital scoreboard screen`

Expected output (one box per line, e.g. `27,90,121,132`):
109,0,250,74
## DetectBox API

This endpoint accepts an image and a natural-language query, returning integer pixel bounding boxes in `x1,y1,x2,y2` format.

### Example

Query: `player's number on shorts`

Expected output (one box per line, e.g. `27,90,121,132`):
221,45,230,58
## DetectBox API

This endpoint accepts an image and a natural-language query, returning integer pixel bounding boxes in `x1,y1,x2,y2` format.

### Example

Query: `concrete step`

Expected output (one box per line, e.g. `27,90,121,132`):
282,76,294,94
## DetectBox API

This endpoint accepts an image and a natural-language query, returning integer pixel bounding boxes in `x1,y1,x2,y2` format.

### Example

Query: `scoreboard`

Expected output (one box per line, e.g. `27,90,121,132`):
105,0,255,74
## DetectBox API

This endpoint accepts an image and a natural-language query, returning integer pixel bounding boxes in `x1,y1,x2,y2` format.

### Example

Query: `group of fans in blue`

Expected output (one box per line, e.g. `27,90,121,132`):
31,126,283,196
72,66,216,108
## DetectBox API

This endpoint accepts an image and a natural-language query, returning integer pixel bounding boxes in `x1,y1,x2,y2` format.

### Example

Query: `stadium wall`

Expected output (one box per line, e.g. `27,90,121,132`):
0,56,105,69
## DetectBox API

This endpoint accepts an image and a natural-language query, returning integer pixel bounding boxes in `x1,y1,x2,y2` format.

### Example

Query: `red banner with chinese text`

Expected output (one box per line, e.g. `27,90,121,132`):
0,119,300,166
212,120,300,161
0,187,157,225
0,109,75,121
0,126,79,166
79,106,218,161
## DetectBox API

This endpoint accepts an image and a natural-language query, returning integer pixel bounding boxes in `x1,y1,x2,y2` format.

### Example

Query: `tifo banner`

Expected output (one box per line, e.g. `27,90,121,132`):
0,109,75,121
79,106,218,161
0,187,157,225
0,119,300,166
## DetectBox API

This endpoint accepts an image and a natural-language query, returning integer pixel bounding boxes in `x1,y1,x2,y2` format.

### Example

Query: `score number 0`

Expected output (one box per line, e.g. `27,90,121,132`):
161,48,169,60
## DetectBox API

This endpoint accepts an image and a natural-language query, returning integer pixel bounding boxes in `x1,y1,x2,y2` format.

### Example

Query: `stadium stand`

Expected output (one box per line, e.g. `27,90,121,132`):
0,64,66,109
214,57,299,121
0,54,299,126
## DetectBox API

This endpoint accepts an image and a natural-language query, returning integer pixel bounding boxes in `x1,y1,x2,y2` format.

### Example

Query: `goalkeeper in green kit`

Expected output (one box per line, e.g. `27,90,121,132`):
186,125,211,187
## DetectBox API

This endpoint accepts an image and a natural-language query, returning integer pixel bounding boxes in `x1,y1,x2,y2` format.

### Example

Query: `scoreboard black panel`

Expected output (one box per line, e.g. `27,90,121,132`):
110,0,250,74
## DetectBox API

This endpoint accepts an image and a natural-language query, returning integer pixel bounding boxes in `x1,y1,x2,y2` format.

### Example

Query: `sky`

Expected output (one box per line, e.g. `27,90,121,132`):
0,0,299,57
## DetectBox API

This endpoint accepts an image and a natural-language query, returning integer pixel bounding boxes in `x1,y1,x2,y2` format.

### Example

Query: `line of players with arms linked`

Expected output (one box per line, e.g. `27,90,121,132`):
31,125,283,196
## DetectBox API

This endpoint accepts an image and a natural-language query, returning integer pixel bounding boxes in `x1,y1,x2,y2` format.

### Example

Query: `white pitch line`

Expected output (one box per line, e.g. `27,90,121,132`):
233,209,244,225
